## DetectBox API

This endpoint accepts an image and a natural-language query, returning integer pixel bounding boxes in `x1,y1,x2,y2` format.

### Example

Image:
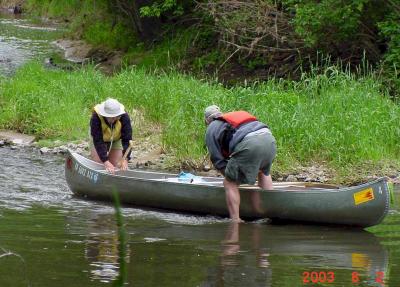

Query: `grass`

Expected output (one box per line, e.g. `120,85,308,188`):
0,61,399,182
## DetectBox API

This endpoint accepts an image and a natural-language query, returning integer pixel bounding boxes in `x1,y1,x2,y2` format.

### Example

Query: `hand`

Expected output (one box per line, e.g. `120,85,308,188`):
120,159,128,171
104,160,115,174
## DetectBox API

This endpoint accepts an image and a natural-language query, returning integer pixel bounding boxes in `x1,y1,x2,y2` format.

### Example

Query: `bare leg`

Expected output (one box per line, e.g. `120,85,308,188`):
90,147,102,163
223,178,243,222
258,172,273,190
248,172,272,215
250,191,264,215
91,147,123,167
222,222,240,256
108,149,123,167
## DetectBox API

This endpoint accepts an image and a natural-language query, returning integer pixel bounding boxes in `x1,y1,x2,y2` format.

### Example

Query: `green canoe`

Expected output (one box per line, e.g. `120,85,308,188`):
65,150,390,227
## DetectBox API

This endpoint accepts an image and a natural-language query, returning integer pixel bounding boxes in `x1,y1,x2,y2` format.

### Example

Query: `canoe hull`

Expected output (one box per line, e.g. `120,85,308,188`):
260,181,389,227
65,151,390,227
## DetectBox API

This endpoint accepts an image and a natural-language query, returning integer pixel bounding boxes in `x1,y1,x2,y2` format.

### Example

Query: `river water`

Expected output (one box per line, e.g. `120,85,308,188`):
0,11,63,76
1,11,400,287
1,147,400,287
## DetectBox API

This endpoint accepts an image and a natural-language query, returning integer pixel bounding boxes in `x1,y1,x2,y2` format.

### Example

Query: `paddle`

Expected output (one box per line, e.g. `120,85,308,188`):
241,181,339,190
119,140,134,168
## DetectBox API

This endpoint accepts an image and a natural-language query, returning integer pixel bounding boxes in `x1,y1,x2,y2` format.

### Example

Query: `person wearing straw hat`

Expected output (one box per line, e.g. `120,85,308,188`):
90,98,133,174
204,105,277,223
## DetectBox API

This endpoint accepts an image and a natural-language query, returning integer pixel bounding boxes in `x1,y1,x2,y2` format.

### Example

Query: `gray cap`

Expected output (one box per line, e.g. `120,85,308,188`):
204,105,222,124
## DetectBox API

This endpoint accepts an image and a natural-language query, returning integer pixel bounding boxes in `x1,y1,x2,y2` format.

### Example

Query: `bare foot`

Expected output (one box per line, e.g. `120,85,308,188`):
231,218,244,223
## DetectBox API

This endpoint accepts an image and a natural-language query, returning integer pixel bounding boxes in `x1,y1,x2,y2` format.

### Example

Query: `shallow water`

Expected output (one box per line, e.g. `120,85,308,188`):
0,146,399,287
0,11,63,76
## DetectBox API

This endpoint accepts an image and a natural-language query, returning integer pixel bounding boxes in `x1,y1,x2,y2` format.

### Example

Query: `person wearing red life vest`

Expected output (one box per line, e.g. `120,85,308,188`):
204,105,277,222
90,98,133,174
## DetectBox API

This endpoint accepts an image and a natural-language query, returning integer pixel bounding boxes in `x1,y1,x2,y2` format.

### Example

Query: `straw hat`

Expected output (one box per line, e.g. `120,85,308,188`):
96,98,125,117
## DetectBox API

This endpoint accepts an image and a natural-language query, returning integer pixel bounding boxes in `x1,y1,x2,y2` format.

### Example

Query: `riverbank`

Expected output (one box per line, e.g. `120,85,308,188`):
0,10,399,185
52,39,124,75
0,1,23,11
1,129,400,185
1,62,399,185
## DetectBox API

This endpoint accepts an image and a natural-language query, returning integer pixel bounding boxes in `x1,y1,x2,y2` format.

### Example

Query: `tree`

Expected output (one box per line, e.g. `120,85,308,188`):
108,0,161,41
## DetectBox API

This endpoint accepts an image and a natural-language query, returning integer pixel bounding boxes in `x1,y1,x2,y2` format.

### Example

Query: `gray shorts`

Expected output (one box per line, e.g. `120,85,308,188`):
225,133,276,184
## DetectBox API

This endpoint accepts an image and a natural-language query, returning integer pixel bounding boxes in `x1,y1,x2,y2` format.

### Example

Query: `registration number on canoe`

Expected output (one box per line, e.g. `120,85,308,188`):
74,162,99,183
353,188,374,205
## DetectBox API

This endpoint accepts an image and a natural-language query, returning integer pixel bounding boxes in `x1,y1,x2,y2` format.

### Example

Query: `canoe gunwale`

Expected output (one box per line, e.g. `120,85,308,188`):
70,151,388,193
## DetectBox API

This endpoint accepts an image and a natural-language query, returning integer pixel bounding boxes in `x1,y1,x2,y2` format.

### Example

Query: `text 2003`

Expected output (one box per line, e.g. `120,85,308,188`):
302,271,385,284
302,271,335,283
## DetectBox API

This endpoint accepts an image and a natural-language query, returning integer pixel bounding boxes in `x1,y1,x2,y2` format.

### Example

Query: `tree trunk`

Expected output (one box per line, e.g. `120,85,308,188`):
111,0,161,41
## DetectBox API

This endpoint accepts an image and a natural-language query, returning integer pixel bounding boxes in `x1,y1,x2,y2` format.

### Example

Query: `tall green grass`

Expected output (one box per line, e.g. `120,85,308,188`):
24,0,82,18
1,62,399,181
0,63,103,139
123,27,195,70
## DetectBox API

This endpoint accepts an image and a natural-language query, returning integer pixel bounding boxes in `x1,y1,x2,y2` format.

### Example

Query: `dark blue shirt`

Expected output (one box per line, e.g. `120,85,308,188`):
90,112,133,162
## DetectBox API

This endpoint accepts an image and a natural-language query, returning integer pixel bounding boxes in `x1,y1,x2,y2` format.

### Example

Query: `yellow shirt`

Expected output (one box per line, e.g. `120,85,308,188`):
93,105,122,142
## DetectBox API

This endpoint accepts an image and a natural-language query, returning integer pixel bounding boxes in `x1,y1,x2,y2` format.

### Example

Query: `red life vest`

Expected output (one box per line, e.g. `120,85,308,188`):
221,111,257,128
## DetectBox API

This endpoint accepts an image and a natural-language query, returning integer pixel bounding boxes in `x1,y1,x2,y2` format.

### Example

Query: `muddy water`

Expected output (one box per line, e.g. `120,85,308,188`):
0,146,400,287
0,11,63,76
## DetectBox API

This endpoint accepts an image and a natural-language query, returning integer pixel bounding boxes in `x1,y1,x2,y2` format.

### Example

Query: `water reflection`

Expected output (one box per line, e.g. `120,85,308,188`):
75,208,390,286
0,198,396,287
84,213,130,283
218,223,272,286
217,223,389,286
0,246,30,287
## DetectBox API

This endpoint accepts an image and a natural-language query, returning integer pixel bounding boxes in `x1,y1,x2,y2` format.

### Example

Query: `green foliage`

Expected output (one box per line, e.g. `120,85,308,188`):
24,0,137,50
140,0,186,18
1,62,399,181
379,14,400,64
281,0,400,95
123,27,195,69
376,9,400,98
25,0,82,17
83,21,136,50
286,0,367,47
0,62,104,139
23,0,51,16
46,0,81,17
193,51,221,71
240,55,269,71
21,0,400,98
